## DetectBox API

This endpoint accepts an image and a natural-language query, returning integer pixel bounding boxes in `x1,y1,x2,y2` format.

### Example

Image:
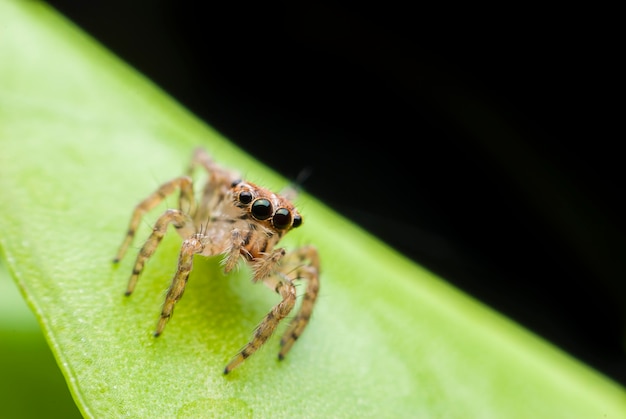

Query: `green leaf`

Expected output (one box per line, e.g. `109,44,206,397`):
1,1,624,418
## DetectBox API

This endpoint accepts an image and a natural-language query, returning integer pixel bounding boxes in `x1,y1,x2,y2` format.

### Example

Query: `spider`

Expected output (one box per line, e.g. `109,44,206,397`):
113,147,320,374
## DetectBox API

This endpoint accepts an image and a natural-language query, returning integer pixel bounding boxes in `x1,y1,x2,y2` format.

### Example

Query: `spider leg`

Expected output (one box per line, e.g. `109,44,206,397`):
224,275,296,374
222,228,246,273
124,209,195,296
187,147,218,176
155,233,206,336
278,245,320,359
252,248,286,282
113,176,196,263
186,147,238,225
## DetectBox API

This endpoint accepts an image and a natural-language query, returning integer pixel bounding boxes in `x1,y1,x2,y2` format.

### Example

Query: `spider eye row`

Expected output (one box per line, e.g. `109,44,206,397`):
238,191,302,229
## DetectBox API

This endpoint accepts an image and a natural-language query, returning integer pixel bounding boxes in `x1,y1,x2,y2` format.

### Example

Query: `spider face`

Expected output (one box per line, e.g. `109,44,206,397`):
232,180,303,232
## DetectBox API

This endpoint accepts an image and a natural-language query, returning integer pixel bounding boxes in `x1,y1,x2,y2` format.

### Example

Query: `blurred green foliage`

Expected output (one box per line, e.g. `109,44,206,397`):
0,261,81,418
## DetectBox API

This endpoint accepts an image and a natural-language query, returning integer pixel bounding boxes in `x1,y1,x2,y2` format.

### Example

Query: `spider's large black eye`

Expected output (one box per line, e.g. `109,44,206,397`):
251,199,272,220
239,191,253,204
273,208,292,229
292,214,302,228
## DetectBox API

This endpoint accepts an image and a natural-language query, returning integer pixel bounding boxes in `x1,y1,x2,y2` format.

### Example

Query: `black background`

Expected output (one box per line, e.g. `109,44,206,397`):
46,2,625,384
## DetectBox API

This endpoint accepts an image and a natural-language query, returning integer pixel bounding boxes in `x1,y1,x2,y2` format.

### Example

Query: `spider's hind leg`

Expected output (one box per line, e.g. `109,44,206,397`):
186,147,239,226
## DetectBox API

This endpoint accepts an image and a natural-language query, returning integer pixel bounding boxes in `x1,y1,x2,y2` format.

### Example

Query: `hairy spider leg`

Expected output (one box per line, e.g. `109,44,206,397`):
187,146,219,176
113,176,196,263
224,245,319,373
224,274,297,374
279,245,320,359
155,233,206,336
125,209,195,295
188,148,241,229
252,248,287,282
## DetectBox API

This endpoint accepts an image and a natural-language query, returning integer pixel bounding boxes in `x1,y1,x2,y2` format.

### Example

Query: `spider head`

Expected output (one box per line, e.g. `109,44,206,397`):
231,180,303,231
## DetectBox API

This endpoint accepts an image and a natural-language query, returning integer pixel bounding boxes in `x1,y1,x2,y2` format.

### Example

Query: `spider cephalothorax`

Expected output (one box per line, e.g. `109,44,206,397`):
113,148,319,374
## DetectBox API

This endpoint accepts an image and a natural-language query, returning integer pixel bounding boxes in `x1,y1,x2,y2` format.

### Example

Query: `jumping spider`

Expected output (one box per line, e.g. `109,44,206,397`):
113,148,320,374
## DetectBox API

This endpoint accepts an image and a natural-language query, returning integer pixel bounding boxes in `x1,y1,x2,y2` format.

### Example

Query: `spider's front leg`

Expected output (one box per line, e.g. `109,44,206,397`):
155,233,207,336
278,245,320,359
224,271,297,374
223,246,320,374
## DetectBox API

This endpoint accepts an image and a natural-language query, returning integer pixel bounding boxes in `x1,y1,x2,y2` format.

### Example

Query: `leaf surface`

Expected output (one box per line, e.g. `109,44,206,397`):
1,1,624,417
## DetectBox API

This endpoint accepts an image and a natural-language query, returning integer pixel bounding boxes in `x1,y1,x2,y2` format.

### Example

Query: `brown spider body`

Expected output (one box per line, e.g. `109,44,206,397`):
113,148,319,374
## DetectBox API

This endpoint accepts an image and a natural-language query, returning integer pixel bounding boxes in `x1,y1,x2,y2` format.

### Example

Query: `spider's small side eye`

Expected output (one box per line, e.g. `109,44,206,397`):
292,214,302,228
273,208,292,229
231,179,242,187
251,199,272,220
239,191,253,204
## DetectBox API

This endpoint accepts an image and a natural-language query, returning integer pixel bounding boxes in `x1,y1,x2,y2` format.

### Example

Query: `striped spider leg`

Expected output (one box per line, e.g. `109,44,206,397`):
113,147,320,374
